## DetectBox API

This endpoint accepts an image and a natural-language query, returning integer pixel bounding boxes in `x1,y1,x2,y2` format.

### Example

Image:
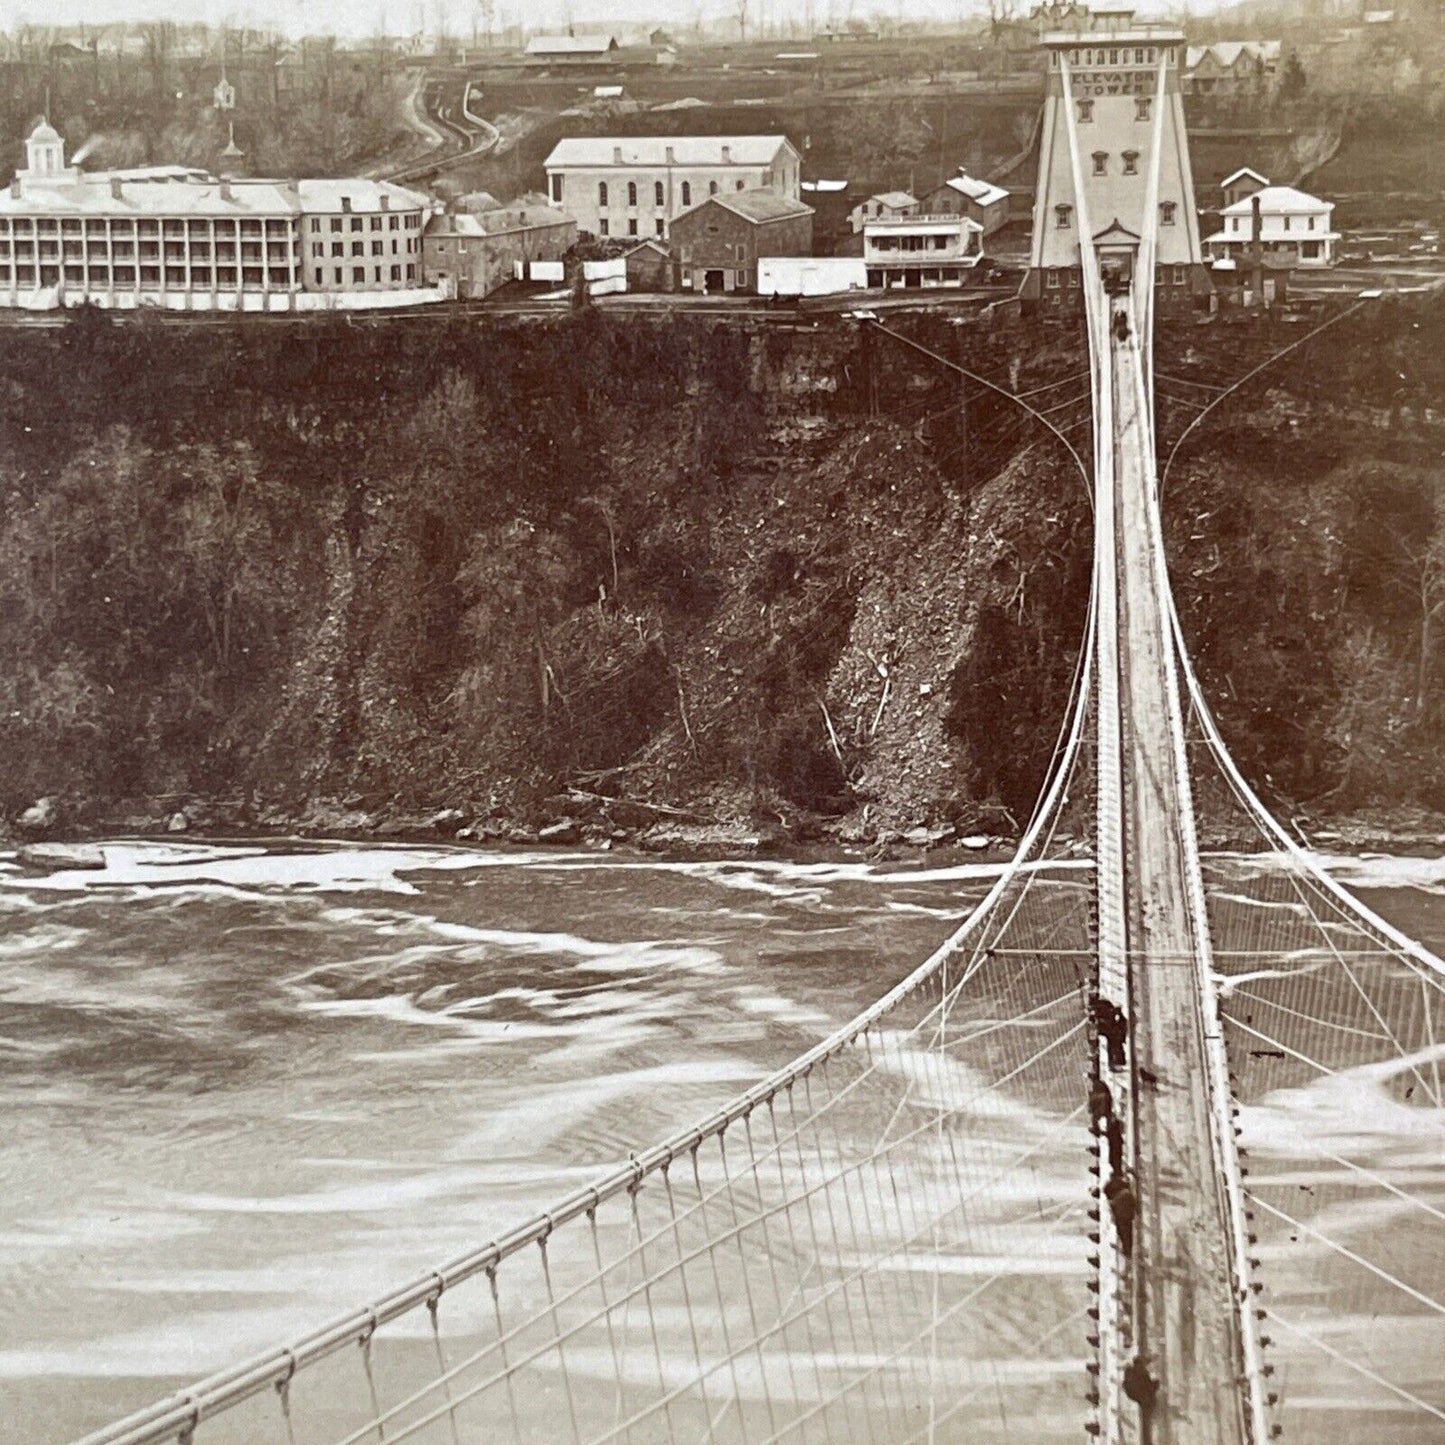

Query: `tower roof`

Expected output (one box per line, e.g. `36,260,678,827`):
28,120,62,144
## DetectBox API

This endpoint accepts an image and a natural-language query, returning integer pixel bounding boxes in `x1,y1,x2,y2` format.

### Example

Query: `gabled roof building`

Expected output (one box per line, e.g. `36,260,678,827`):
1202,180,1338,268
849,191,919,233
669,188,814,294
543,135,801,242
920,171,1012,235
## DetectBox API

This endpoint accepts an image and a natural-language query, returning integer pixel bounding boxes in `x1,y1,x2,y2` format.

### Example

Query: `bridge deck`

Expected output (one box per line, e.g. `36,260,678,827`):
1111,317,1252,1445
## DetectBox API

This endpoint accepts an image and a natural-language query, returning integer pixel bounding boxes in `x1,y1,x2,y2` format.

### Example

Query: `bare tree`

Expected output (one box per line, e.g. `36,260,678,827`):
1386,517,1445,713
736,0,751,42
986,0,1016,45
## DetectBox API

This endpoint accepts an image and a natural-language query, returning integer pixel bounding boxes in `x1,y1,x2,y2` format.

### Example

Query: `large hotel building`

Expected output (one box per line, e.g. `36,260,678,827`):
0,122,433,310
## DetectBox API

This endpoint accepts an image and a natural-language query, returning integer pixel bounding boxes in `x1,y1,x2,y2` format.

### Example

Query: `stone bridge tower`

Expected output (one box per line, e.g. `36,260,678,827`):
1023,5,1211,313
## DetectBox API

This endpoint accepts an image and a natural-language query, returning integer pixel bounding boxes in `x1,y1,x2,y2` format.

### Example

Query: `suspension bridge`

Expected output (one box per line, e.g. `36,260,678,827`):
74,50,1445,1445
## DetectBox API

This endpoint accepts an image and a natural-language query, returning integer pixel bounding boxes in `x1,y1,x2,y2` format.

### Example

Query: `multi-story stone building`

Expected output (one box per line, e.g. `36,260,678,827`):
1023,5,1211,312
422,195,578,299
669,188,813,294
543,135,801,242
0,121,431,310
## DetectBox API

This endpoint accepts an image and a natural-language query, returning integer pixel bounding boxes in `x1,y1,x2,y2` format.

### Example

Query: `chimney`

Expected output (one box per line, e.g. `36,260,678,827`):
9,176,19,200
1250,191,1264,298
721,144,732,165
341,194,351,213
220,177,233,201
380,193,389,211
110,177,122,200
612,145,623,166
665,145,675,165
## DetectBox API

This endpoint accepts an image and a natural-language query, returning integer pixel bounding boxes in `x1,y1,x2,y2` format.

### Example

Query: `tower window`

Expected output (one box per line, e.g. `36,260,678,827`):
1077,98,1094,123
1136,96,1151,121
1092,152,1108,177
1055,204,1073,229
1160,201,1177,226
1122,150,1139,176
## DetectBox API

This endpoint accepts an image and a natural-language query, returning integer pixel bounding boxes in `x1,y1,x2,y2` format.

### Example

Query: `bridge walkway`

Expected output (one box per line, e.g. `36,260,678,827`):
1109,310,1254,1445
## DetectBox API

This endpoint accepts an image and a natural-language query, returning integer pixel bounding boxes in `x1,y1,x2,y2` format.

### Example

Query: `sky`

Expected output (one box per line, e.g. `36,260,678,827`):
1,0,1190,42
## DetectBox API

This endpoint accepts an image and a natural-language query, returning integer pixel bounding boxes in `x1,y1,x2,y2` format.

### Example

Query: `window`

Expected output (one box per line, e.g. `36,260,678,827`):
709,181,719,196
599,218,609,236
352,241,364,256
330,218,342,233
599,182,608,207
628,218,638,236
374,266,382,281
1173,265,1186,284
550,175,563,203
1160,201,1176,226
627,182,637,207
331,241,344,257
1122,150,1139,176
1308,215,1316,231
334,267,342,284
1055,203,1073,229
1283,215,1292,232
1134,48,1144,64
350,218,362,232
1136,96,1151,121
407,264,416,280
1046,268,1060,288
736,179,745,191
655,218,665,237
1092,152,1107,176
1108,48,1118,64
312,242,323,257
1077,98,1094,123
681,181,692,206
370,217,381,231
372,240,383,255
654,181,664,206
353,266,365,282
391,264,401,280
310,219,320,232
390,215,400,230
736,270,746,287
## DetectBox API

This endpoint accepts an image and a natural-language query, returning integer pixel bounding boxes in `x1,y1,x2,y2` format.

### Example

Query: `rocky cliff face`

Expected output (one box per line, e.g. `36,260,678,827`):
0,300,1440,841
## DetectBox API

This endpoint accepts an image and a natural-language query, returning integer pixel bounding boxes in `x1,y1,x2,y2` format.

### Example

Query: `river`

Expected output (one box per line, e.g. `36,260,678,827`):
1,839,1442,1442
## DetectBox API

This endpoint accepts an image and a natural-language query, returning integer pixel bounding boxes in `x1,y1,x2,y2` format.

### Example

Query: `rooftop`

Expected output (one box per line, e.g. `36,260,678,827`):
1220,185,1332,216
706,188,814,224
0,168,430,218
864,213,983,232
865,191,919,209
944,174,1010,206
427,201,575,237
544,135,794,169
526,34,618,55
